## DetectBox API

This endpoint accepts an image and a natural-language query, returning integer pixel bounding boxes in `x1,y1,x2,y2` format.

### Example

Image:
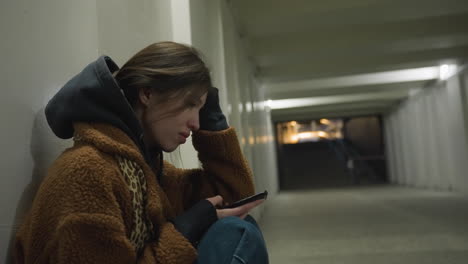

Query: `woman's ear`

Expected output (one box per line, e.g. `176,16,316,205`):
138,87,153,107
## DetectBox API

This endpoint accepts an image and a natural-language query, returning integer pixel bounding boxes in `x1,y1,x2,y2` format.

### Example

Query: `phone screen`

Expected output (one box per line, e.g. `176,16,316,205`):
223,190,268,209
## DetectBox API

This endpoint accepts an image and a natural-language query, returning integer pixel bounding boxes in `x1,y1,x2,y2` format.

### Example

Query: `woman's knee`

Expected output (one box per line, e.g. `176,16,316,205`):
201,216,267,253
243,215,259,227
197,216,268,264
212,216,262,239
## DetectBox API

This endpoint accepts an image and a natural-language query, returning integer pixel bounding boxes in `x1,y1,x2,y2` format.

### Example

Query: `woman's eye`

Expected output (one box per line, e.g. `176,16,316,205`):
187,99,202,109
188,102,198,108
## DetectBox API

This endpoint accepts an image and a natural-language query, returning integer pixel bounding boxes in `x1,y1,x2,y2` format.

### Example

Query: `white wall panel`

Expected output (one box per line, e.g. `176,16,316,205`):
384,115,397,183
188,0,279,219
409,100,421,186
423,91,440,189
446,75,468,192
399,103,410,185
383,117,392,181
432,85,454,189
223,0,279,217
463,71,468,152
413,96,427,186
96,0,173,65
391,114,404,183
1,0,178,260
418,94,431,188
387,115,397,183
0,0,99,261
385,67,468,193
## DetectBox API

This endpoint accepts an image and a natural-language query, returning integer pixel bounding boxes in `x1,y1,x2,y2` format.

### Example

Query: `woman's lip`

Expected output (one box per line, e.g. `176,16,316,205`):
180,132,190,138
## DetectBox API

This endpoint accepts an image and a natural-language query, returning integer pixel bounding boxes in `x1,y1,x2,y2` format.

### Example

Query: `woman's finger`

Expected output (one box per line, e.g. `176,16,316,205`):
238,199,265,212
247,199,265,208
218,206,244,216
217,199,265,218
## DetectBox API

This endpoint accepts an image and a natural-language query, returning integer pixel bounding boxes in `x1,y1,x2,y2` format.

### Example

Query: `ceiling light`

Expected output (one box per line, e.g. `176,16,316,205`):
320,119,331,125
439,64,458,80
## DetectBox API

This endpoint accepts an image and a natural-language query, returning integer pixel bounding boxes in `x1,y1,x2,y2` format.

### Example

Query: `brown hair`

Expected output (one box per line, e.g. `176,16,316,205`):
115,41,212,111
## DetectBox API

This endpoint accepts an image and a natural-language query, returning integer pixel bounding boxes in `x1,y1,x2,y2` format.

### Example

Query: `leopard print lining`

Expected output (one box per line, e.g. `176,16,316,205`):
116,155,154,254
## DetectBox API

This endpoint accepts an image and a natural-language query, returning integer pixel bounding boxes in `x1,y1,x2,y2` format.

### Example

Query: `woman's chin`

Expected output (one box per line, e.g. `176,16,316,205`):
162,144,180,153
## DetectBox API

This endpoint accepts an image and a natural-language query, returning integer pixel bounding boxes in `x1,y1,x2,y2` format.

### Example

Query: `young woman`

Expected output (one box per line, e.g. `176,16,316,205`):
15,42,268,263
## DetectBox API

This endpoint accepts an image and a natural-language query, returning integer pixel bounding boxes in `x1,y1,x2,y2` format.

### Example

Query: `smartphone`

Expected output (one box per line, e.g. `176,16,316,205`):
223,190,268,209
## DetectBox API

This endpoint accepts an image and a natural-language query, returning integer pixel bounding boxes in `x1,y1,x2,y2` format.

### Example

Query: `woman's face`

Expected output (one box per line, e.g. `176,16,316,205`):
139,88,208,152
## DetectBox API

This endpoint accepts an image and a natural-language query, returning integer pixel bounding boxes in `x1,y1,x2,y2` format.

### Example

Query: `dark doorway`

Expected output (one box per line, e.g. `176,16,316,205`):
276,116,387,190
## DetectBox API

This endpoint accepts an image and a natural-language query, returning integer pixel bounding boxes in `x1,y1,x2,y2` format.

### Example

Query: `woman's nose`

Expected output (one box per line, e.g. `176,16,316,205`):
188,114,200,131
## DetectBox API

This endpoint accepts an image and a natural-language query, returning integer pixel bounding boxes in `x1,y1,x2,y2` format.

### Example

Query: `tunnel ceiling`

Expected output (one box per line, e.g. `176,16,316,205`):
229,0,468,121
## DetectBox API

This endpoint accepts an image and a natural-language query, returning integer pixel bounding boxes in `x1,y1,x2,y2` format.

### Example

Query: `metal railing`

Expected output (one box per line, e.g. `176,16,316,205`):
327,139,385,184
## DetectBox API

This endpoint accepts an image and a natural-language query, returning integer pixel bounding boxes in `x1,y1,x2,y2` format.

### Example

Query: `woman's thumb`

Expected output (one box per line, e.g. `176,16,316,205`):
206,195,223,206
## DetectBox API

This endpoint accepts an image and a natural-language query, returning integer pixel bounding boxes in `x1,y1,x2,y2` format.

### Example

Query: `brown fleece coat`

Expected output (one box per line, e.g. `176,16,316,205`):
14,122,255,264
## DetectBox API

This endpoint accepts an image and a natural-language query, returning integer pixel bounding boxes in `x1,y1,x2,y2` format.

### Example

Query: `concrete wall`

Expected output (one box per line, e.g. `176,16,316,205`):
1,1,97,261
0,0,174,262
189,0,279,218
1,0,278,261
384,66,468,193
96,0,173,64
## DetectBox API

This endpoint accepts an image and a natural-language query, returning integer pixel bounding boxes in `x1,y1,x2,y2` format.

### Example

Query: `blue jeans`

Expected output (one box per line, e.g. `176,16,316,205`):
195,215,269,264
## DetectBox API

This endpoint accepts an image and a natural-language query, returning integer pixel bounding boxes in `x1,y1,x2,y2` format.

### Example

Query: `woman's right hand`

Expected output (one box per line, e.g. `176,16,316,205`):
206,195,265,219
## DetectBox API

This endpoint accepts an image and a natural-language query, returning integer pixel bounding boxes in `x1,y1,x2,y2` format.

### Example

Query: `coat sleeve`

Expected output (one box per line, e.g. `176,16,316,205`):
14,155,197,264
161,127,256,210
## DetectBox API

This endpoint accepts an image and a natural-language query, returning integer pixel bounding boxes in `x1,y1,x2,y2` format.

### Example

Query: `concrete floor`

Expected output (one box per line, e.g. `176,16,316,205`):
258,185,468,264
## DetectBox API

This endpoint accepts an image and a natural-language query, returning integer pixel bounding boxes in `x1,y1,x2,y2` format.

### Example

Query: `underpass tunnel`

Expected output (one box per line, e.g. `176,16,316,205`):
230,1,468,263
2,0,468,263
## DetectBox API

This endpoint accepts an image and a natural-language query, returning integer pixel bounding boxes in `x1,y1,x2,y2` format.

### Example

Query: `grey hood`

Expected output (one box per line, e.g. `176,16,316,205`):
45,56,162,177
